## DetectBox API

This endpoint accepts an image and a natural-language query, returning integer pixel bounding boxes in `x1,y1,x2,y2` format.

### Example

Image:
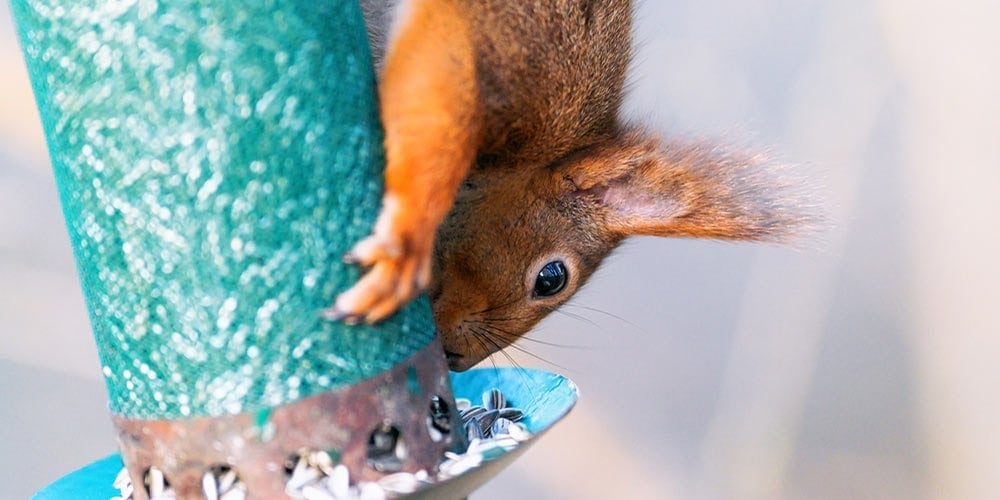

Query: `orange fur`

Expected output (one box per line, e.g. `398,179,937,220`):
331,0,480,323
338,0,814,368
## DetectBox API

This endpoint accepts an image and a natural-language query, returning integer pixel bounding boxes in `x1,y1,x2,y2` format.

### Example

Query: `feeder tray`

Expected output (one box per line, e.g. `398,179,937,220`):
33,368,578,499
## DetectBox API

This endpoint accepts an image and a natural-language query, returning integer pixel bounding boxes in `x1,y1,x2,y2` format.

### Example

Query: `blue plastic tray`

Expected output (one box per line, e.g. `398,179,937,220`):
34,368,578,499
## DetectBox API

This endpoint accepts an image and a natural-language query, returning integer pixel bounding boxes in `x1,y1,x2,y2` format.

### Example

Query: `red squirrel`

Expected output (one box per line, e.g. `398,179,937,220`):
327,0,811,371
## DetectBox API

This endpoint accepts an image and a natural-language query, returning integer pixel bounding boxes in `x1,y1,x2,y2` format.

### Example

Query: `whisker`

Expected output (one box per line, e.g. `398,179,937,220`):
475,325,515,357
477,322,515,341
472,309,599,357
504,342,572,371
563,303,648,335
468,327,491,359
514,335,595,350
494,344,535,394
487,351,499,372
471,326,522,388
473,326,535,390
461,327,475,362
468,327,504,383
479,321,592,352
475,328,500,372
549,307,602,330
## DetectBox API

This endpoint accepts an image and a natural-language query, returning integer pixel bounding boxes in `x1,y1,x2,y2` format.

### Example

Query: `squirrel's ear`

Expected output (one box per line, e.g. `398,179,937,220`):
557,129,814,242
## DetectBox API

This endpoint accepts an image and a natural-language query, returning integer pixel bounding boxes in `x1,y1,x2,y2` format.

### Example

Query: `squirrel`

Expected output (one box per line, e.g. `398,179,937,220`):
326,0,811,371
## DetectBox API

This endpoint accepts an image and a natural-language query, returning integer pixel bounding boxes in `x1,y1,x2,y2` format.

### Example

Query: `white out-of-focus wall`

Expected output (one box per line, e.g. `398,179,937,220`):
1,1,998,499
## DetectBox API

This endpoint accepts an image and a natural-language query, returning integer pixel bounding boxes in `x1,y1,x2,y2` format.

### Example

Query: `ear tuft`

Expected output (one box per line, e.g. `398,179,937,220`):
559,129,821,243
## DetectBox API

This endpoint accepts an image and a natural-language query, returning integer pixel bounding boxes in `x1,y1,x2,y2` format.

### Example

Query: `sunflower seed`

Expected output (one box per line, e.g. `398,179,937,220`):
310,450,337,476
459,405,487,422
218,469,237,493
328,464,350,499
113,468,131,489
483,388,505,410
146,467,171,499
474,409,501,437
465,420,486,441
286,458,322,492
358,482,387,500
437,450,483,480
113,467,134,499
491,417,512,436
202,471,219,500
507,422,532,442
205,466,246,500
498,407,524,422
302,484,336,500
219,488,246,500
469,438,516,460
377,472,420,494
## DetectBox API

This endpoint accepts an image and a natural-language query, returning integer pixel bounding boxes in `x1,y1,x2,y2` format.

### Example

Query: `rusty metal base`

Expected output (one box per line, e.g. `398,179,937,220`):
112,339,465,500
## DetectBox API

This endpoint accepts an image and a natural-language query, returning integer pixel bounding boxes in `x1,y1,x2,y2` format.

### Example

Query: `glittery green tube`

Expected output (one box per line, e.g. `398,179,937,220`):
11,0,436,419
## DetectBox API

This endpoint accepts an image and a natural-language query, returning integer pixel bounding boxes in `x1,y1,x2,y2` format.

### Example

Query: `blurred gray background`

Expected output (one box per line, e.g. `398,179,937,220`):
2,0,998,498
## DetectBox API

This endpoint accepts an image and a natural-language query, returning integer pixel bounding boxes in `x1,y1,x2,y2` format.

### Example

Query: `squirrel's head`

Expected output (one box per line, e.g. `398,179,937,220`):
430,128,816,371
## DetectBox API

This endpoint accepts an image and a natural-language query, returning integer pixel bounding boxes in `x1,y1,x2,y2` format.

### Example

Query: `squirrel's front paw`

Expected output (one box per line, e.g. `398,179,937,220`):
325,208,432,324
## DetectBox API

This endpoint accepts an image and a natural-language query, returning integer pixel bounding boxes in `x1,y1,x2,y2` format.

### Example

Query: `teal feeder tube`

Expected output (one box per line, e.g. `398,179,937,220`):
11,0,464,497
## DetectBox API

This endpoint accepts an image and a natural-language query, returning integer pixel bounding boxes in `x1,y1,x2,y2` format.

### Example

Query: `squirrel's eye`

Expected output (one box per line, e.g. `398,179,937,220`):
533,261,568,298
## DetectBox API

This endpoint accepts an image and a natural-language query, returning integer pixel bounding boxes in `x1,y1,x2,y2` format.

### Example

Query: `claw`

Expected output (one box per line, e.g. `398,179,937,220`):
329,191,435,325
330,244,430,324
321,307,367,325
320,307,345,321
341,252,361,265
